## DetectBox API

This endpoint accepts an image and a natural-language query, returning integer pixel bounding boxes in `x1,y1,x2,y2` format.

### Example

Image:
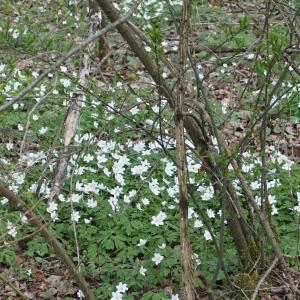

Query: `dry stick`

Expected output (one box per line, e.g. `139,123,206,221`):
0,0,142,112
50,54,89,201
260,0,272,268
176,0,195,299
49,54,90,275
0,181,96,300
250,257,279,300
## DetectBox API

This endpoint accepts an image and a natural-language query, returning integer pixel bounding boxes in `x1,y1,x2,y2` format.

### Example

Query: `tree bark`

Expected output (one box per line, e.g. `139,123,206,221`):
176,0,196,298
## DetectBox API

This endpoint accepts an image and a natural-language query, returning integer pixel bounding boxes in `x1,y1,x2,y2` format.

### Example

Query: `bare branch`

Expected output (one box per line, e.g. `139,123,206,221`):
250,257,279,300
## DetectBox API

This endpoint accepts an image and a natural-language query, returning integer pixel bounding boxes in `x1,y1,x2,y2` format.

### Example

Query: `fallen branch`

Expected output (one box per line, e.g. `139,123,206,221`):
250,257,279,300
0,181,96,300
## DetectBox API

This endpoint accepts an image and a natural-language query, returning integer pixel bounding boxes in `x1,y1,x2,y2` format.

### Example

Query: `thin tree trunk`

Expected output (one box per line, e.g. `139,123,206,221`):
176,0,195,298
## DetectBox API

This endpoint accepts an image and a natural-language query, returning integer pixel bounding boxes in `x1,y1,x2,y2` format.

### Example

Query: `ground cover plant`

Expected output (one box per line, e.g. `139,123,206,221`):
0,0,299,299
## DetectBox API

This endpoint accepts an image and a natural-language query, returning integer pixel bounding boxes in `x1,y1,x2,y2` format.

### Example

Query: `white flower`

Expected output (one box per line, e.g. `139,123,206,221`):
123,194,132,204
192,253,201,266
171,295,179,300
0,64,5,73
130,106,139,115
32,71,39,78
151,211,167,226
47,202,58,214
141,198,150,205
242,163,254,173
82,181,104,194
110,186,123,197
165,161,176,176
137,239,147,246
139,266,147,276
247,53,255,60
60,66,68,73
71,211,80,222
188,207,195,219
250,181,260,190
108,196,119,212
20,214,28,223
116,282,128,294
267,179,280,189
83,154,94,163
152,253,164,265
149,178,161,195
97,154,107,166
197,184,214,201
207,209,215,219
187,160,201,173
133,141,145,153
194,219,203,228
60,78,71,88
12,30,19,39
87,198,97,208
32,114,39,121
111,291,122,300
152,105,159,113
131,160,150,176
268,195,276,204
84,218,92,224
77,289,84,298
39,127,48,135
27,269,32,276
159,243,166,249
7,221,17,237
294,193,300,213
6,143,14,150
1,198,8,205
69,193,82,203
18,124,24,131
167,185,178,198
204,230,212,241
271,205,278,215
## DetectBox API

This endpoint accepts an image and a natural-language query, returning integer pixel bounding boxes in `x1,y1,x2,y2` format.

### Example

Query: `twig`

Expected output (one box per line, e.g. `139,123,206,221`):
250,257,279,300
